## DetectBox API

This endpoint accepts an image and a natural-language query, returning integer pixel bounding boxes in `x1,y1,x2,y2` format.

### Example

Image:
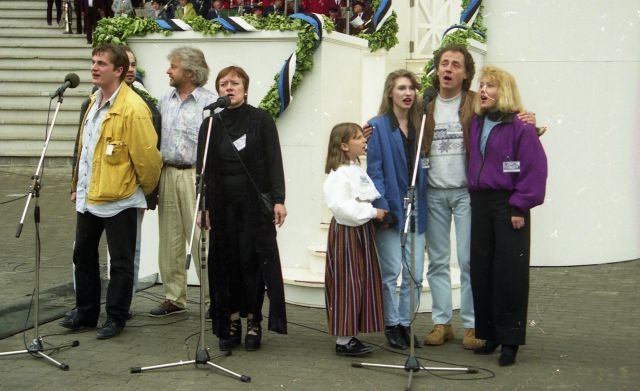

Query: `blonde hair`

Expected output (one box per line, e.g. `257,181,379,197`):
473,65,523,115
378,69,422,128
324,122,362,174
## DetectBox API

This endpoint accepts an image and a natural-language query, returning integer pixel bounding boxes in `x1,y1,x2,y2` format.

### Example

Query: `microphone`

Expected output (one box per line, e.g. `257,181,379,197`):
421,86,437,114
480,85,496,101
50,73,80,98
203,95,230,111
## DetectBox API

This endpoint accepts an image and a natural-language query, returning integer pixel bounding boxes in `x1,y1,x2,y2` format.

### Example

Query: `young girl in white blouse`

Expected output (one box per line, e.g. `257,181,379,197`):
323,122,386,356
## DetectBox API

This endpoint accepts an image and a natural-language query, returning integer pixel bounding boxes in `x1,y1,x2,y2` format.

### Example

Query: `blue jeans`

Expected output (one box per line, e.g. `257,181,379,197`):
425,187,474,328
375,227,425,327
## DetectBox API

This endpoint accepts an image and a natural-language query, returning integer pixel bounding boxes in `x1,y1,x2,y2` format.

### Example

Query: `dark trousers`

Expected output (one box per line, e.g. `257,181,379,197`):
74,0,83,34
73,208,137,327
47,0,62,24
84,6,102,44
470,190,530,346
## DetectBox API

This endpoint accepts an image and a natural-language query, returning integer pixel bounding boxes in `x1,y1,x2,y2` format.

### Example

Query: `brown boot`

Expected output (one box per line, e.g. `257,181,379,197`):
462,328,485,350
423,324,454,346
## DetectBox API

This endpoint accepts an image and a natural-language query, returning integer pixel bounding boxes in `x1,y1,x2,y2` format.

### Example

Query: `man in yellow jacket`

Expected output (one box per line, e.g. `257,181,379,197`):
176,0,198,21
61,43,162,340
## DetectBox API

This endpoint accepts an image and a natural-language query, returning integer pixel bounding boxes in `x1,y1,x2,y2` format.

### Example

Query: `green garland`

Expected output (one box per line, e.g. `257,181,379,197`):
419,0,487,92
92,8,399,119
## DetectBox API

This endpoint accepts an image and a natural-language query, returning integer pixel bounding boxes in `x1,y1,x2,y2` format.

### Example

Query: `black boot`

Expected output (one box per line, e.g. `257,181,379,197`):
245,319,262,351
400,325,421,348
384,325,408,349
218,319,242,351
499,344,519,366
474,340,499,355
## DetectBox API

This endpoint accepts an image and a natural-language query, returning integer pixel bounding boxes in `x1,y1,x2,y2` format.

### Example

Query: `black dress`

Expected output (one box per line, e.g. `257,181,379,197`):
197,103,287,340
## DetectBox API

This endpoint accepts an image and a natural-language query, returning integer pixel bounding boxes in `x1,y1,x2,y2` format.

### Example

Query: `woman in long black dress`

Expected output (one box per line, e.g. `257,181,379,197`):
196,66,287,352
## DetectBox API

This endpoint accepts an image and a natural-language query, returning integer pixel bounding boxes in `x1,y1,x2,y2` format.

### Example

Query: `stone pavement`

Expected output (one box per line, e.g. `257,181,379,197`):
0,166,638,390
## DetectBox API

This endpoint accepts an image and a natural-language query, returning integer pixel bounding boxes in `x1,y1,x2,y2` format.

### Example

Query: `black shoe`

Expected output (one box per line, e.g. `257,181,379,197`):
474,340,499,355
498,344,518,366
59,311,97,331
126,311,133,320
335,337,373,356
219,337,236,351
400,325,421,348
384,325,408,349
244,320,262,351
218,319,242,351
96,319,123,339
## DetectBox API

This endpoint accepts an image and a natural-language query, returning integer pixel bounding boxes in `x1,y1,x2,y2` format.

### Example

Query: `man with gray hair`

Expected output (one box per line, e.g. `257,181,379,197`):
150,46,217,317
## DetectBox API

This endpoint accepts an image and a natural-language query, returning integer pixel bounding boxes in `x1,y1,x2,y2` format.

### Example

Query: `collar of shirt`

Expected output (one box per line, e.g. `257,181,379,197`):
95,84,122,110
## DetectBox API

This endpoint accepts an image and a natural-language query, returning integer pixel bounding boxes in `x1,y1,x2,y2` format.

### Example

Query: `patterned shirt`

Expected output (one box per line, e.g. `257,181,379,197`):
157,86,217,165
427,93,467,188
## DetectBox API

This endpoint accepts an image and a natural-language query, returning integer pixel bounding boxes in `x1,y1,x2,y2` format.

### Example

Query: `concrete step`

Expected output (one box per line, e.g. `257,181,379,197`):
0,109,83,127
0,1,46,10
282,266,446,312
1,81,94,95
0,114,80,132
0,92,89,105
0,96,88,110
0,58,88,69
0,123,78,141
0,139,75,158
0,31,91,46
0,68,88,80
0,28,88,38
0,19,67,28
0,45,90,57
1,8,48,18
0,1,116,160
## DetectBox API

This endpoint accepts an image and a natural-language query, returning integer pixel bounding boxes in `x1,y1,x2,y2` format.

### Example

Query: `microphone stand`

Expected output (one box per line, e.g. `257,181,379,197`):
130,112,250,383
0,92,79,370
352,98,476,390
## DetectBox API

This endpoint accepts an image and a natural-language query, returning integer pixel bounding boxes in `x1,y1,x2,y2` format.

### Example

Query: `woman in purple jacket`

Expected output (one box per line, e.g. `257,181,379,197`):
467,66,547,367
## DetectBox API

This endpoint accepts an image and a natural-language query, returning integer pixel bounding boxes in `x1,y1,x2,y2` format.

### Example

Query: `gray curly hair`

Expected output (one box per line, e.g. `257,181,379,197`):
167,47,210,87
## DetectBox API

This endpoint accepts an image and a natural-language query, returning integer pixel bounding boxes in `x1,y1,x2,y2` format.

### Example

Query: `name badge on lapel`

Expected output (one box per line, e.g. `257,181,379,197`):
503,161,520,173
233,134,247,151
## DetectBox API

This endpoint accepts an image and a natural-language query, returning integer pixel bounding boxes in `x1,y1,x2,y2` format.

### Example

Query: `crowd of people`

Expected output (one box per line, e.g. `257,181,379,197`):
56,38,547,369
46,0,376,44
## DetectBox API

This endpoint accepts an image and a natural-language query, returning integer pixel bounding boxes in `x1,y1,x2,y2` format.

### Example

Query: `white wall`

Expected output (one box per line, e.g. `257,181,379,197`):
481,1,640,265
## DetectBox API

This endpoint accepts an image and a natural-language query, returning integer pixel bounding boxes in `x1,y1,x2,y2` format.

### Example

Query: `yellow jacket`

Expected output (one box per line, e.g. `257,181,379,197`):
176,3,198,21
72,82,162,204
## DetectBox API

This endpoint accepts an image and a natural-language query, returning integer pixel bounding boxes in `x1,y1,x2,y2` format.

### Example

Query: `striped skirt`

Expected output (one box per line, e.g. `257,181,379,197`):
325,218,385,336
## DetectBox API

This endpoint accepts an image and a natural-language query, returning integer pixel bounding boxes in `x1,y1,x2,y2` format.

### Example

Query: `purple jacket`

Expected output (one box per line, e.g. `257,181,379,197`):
467,113,547,213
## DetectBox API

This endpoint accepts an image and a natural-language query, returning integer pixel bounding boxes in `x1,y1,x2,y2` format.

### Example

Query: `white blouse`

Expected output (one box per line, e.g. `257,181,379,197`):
323,162,380,227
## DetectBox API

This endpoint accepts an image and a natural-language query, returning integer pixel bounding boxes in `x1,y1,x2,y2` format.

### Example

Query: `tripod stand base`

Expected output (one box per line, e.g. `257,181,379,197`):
0,337,78,370
352,360,477,373
353,358,477,391
131,347,251,382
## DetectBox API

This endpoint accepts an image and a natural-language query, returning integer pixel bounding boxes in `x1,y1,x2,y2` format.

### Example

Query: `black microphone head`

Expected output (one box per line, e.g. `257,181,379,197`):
421,86,438,113
65,73,80,88
218,95,230,109
423,86,437,101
